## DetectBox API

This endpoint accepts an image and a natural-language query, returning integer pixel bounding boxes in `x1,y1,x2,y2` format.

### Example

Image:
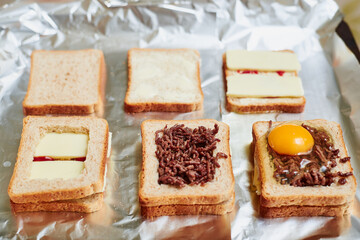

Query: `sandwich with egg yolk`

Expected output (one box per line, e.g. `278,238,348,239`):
252,119,356,218
8,116,110,213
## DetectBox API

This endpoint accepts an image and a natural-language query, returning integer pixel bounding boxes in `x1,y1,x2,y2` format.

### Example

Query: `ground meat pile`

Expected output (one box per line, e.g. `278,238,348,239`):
155,124,228,188
270,124,353,187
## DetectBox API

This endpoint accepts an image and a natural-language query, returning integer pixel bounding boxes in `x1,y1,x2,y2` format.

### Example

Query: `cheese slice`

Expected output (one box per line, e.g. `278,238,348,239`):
226,50,301,71
35,133,88,159
226,75,304,98
253,161,261,195
107,132,112,158
30,161,84,180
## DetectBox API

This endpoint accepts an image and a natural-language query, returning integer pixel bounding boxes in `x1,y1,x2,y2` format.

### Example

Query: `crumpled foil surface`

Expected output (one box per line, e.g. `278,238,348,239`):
0,0,359,239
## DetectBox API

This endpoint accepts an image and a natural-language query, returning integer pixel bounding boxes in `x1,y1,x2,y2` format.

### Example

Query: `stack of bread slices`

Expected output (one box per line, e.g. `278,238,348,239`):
8,116,109,213
252,119,356,218
139,119,235,218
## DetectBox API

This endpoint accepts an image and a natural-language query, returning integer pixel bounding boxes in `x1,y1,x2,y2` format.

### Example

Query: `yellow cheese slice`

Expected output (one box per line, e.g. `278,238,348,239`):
226,50,301,71
35,133,88,158
30,161,84,180
226,75,304,98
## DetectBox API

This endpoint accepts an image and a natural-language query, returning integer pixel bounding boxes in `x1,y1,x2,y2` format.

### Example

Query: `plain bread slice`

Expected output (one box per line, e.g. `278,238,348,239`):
23,49,106,115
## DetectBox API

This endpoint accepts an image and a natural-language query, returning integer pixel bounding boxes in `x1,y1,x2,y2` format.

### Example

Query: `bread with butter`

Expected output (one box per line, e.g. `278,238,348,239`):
125,48,203,113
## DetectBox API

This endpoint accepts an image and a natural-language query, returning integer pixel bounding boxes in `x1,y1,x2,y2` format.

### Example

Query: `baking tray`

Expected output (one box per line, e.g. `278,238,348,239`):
0,0,359,239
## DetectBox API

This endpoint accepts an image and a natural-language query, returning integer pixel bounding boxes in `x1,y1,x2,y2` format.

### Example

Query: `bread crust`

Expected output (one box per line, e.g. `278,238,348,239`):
260,203,352,218
141,193,235,219
23,49,106,115
8,116,109,203
223,51,306,113
11,193,104,213
252,120,357,209
139,119,235,207
124,48,203,113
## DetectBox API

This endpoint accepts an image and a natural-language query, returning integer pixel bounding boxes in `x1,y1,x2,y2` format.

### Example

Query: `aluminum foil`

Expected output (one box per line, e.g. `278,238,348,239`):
0,0,359,239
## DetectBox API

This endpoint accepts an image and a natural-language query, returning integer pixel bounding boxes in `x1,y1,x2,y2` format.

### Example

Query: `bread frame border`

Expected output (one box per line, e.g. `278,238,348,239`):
8,116,109,203
223,50,306,114
22,49,107,115
139,119,235,206
124,48,204,113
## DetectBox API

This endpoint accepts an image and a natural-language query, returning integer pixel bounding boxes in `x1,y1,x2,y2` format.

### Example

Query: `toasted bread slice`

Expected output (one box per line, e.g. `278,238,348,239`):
23,49,106,115
11,193,104,213
252,120,356,208
124,48,203,113
141,193,235,219
139,119,234,206
8,116,109,203
223,51,306,113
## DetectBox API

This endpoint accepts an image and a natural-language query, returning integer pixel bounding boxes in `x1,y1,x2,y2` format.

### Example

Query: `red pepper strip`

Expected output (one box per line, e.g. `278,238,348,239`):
33,156,54,161
237,70,258,74
276,71,285,76
33,157,86,162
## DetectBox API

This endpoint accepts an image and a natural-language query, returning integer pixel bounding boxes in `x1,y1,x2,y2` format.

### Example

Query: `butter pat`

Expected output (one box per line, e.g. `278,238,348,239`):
226,75,304,98
35,133,88,158
226,50,301,71
30,161,84,180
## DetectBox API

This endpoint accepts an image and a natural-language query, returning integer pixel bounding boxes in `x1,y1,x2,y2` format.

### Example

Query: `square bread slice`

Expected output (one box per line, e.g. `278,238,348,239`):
223,51,306,113
252,119,356,209
23,49,106,115
124,48,203,113
139,119,234,208
11,193,104,213
8,116,109,203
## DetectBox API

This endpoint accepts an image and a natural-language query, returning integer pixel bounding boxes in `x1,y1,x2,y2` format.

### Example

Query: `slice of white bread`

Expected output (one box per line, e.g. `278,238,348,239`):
223,51,306,113
8,116,109,203
23,49,106,115
11,193,104,213
252,119,356,208
141,193,235,218
124,48,203,113
139,119,234,207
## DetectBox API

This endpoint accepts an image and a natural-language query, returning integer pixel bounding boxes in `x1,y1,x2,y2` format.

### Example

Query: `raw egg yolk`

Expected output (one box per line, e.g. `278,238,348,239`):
268,124,314,155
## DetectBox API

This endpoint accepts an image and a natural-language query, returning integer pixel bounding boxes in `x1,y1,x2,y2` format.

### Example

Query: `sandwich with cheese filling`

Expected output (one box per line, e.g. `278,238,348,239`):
8,116,111,213
252,119,356,218
224,50,306,113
